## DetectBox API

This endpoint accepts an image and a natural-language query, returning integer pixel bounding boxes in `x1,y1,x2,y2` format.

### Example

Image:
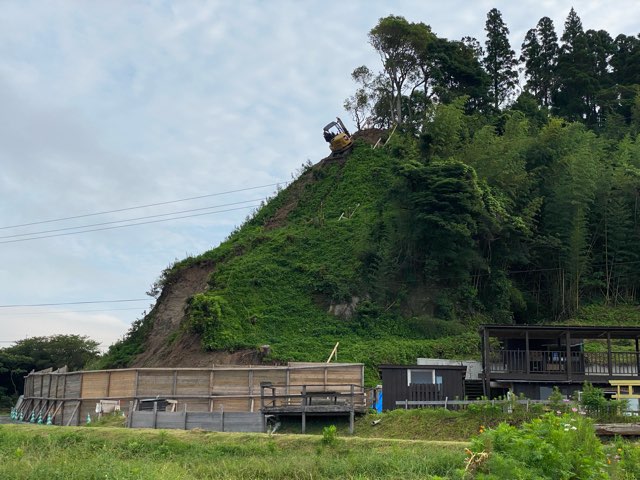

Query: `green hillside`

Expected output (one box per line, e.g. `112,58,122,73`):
135,138,481,383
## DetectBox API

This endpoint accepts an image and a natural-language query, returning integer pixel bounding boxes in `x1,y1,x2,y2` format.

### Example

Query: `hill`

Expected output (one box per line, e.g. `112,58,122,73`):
94,8,640,383
99,106,640,383
101,133,481,383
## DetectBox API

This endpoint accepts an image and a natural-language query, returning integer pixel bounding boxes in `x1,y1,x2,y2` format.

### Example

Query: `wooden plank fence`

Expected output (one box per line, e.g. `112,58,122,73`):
16,363,365,430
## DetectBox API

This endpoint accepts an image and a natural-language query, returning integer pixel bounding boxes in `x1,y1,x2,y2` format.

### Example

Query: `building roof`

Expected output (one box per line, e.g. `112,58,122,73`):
379,364,467,371
479,324,640,340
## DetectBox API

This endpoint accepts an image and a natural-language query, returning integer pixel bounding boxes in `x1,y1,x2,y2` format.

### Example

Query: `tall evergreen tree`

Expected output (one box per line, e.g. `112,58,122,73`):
536,17,559,107
521,28,543,101
554,8,591,121
483,8,518,110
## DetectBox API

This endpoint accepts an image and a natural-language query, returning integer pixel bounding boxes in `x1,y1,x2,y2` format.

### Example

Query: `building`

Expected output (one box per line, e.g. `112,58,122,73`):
481,325,640,399
379,364,467,410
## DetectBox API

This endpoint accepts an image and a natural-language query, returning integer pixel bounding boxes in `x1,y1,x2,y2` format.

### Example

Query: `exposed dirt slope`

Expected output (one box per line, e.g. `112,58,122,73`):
131,261,261,367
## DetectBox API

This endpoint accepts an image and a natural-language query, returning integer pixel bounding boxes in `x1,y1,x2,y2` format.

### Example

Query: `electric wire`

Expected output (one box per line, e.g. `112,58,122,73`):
0,307,145,316
0,204,261,244
0,299,148,308
0,198,263,240
0,181,288,230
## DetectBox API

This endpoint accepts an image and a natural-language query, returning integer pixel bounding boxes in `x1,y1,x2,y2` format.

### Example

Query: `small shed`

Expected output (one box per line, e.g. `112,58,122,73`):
379,364,466,411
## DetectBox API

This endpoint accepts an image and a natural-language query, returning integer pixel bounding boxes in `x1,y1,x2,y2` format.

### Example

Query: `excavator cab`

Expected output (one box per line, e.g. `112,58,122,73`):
323,117,353,154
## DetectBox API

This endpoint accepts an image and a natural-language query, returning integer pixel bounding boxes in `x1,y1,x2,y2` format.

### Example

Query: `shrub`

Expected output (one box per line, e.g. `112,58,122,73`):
467,412,607,479
321,425,338,446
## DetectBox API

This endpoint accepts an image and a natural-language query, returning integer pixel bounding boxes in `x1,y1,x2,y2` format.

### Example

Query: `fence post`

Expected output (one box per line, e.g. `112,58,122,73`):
349,384,355,435
220,405,225,432
301,385,306,434
127,401,134,428
183,404,188,430
444,397,448,410
152,401,158,429
404,399,408,410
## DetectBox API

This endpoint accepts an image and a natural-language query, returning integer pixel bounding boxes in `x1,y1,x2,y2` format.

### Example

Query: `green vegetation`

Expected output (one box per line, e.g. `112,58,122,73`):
100,8,640,378
0,424,465,479
0,335,99,407
467,412,607,479
3,415,640,479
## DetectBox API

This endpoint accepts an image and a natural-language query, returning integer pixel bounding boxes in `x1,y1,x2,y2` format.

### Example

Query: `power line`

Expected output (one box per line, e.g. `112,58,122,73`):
0,307,145,316
0,204,261,244
0,181,287,231
0,198,263,240
0,299,148,308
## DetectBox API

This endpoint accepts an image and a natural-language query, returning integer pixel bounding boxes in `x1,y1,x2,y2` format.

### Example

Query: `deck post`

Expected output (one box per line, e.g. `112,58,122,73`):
636,338,640,375
607,333,613,376
566,330,572,381
525,330,530,375
482,327,490,398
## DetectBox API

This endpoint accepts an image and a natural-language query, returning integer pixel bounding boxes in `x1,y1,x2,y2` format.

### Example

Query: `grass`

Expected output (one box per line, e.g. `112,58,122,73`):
0,424,467,479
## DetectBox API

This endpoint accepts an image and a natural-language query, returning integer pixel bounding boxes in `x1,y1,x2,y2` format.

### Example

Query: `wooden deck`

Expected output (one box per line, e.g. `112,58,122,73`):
259,384,367,433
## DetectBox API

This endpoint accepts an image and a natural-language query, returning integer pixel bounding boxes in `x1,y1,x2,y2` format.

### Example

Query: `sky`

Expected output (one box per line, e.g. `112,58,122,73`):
0,0,638,351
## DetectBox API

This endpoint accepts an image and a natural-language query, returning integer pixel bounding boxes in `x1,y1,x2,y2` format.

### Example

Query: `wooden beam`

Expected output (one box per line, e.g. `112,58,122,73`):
326,342,339,363
172,371,178,396
248,370,254,412
134,370,140,399
65,402,81,427
106,371,112,398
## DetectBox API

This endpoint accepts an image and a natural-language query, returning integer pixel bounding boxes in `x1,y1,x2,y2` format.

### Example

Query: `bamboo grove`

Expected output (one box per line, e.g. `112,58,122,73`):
345,8,640,322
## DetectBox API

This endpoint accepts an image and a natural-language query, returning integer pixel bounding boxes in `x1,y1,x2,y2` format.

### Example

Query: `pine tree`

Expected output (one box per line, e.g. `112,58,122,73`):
483,8,518,110
554,8,591,121
521,28,543,100
536,17,559,107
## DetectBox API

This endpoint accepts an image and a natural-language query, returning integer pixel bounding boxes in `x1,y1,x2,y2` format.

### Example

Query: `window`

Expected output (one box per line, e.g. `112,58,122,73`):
408,369,435,385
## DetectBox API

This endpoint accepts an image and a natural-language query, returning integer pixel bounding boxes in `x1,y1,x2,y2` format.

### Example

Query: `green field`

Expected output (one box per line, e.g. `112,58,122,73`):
0,424,466,479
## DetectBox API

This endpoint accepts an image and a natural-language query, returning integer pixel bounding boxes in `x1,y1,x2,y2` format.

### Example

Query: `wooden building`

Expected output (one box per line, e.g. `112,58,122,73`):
379,364,466,411
18,362,366,429
481,325,640,399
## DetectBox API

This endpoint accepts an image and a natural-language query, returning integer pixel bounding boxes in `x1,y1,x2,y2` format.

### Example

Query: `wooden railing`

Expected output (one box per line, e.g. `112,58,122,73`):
259,383,366,410
489,350,640,376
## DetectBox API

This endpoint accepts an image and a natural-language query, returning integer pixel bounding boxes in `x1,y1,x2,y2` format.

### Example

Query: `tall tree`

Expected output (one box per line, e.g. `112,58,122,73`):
536,17,559,106
521,28,543,100
423,37,490,112
344,66,374,130
554,8,591,121
483,8,518,110
369,15,418,125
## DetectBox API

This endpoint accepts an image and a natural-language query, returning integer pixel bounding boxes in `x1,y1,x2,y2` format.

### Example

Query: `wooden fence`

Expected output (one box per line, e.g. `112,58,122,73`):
17,362,365,428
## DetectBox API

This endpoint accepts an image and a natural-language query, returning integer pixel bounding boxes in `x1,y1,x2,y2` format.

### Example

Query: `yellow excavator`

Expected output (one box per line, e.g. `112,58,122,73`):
323,117,353,155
